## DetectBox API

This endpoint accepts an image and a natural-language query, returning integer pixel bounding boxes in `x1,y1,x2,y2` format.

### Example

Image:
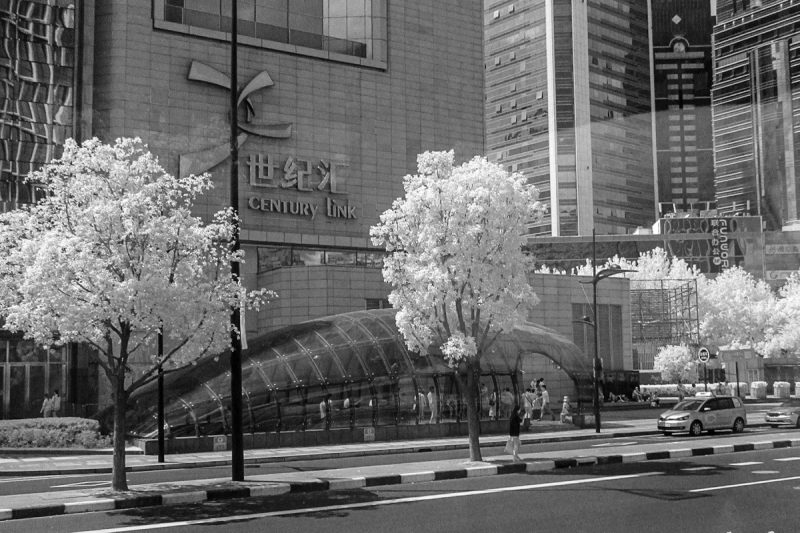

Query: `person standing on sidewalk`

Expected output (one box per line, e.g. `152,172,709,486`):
40,393,52,418
504,405,524,462
538,385,555,421
50,389,61,417
427,386,438,424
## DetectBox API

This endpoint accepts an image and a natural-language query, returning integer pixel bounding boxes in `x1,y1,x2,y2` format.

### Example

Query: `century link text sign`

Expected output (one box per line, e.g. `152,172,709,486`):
246,153,358,221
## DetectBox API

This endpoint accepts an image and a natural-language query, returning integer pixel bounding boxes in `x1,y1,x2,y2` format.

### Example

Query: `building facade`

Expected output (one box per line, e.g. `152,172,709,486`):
652,0,715,214
484,0,656,237
712,0,800,230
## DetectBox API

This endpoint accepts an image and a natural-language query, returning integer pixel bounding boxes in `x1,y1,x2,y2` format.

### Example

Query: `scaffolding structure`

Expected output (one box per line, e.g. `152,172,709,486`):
631,279,700,370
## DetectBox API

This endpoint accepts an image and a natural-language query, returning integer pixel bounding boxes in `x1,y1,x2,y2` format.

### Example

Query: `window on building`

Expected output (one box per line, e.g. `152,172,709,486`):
158,0,388,64
365,298,391,310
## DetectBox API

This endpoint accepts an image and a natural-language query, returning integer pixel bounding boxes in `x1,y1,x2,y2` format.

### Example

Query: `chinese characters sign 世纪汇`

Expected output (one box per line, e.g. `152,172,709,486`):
245,153,358,221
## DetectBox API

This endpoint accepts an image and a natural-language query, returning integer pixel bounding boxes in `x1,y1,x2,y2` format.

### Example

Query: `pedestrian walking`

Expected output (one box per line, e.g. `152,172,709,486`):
40,393,52,418
522,388,535,429
427,386,439,424
560,396,571,423
538,385,555,421
50,389,61,417
504,405,524,462
488,389,497,419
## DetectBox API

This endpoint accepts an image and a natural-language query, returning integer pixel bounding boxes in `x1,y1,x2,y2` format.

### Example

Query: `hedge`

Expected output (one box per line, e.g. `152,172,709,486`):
0,417,111,449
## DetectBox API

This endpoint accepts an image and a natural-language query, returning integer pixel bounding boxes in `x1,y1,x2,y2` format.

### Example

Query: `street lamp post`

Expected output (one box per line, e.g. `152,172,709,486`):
578,229,636,433
229,0,244,482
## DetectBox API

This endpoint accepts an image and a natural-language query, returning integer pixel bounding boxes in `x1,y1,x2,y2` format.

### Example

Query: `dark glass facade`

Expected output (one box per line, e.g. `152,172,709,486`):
126,309,591,438
652,0,715,213
712,0,800,229
484,0,654,237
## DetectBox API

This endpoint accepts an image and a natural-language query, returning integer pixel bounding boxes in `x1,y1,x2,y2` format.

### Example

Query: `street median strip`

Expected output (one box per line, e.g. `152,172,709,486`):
4,434,800,522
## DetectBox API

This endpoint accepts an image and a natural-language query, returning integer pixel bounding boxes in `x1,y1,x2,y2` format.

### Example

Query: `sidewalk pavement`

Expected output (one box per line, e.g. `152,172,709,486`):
0,412,795,522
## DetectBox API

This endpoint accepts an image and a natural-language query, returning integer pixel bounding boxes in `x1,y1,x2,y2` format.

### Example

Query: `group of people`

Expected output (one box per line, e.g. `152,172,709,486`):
505,378,567,462
39,390,61,418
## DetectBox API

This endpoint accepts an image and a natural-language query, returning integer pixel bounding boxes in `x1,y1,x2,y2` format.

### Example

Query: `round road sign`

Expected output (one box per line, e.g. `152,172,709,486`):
697,347,710,363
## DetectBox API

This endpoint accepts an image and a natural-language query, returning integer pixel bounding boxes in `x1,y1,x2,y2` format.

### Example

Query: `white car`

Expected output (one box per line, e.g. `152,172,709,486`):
765,398,800,428
657,395,747,436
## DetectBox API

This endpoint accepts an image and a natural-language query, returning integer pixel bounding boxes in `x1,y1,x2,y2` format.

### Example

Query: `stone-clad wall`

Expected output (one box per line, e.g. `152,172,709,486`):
89,1,486,245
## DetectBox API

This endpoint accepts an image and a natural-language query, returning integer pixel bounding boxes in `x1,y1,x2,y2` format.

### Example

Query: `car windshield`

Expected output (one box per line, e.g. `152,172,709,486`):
672,400,704,411
780,399,800,408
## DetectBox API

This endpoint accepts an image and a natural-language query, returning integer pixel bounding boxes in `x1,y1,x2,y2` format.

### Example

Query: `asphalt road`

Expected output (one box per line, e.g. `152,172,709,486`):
5,430,800,532
7,444,800,532
0,424,785,497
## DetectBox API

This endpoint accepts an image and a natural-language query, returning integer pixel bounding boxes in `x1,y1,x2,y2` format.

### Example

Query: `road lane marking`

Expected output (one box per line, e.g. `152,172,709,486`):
751,470,780,475
681,466,716,471
690,475,800,492
729,462,762,466
774,457,800,462
51,480,111,489
592,442,637,447
72,472,664,532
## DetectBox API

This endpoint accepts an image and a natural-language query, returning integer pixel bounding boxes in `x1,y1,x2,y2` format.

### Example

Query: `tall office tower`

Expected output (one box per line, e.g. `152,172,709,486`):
652,0,715,216
713,0,800,230
485,0,655,237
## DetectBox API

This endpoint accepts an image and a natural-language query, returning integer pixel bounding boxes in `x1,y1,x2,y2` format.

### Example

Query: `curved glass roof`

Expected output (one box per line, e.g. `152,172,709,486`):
127,309,590,437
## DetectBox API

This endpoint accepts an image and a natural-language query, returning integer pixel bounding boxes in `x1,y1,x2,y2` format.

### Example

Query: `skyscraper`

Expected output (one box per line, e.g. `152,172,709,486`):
485,0,655,237
652,0,715,215
712,0,800,230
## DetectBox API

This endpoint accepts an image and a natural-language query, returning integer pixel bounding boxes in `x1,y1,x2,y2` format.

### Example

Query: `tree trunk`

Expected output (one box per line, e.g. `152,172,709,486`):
464,360,482,462
112,371,129,491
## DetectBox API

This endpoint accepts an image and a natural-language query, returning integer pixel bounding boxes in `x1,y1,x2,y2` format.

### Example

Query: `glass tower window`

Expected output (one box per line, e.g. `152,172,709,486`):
159,0,387,64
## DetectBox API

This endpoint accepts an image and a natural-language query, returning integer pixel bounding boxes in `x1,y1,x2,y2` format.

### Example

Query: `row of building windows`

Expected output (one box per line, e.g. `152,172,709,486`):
160,0,387,62
257,246,384,273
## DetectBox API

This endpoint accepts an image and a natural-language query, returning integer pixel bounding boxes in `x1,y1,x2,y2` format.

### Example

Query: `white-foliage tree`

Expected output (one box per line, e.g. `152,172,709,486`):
697,267,778,356
0,138,271,491
653,344,697,383
765,273,800,357
572,247,702,289
370,150,544,461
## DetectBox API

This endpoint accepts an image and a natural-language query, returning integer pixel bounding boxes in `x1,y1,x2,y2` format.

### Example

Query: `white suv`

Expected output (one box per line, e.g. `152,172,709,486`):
657,395,747,436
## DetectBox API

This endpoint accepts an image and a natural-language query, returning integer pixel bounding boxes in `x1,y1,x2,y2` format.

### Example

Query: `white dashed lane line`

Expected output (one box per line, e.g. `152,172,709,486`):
729,462,762,466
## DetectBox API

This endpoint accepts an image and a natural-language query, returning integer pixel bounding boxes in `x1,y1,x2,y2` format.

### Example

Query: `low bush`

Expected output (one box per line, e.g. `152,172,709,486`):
0,417,111,449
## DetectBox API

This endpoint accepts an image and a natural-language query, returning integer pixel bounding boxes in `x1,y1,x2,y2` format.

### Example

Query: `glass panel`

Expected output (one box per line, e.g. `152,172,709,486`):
281,342,321,385
250,388,279,432
0,367,4,419
379,341,409,378
346,0,365,15
350,380,373,426
440,375,462,422
480,379,497,421
29,365,45,418
0,340,5,363
187,386,225,436
49,363,64,410
331,344,368,379
397,377,416,425
257,246,291,273
325,250,356,265
306,385,330,430
328,0,347,17
9,339,44,363
165,400,197,438
372,376,397,426
329,383,353,428
495,375,516,419
356,343,387,376
261,351,293,388
414,376,435,423
279,387,306,431
291,249,324,266
310,351,345,382
48,346,65,362
9,366,26,418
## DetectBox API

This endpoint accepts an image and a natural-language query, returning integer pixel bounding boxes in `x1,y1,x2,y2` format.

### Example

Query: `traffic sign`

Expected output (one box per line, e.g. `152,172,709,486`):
697,346,710,363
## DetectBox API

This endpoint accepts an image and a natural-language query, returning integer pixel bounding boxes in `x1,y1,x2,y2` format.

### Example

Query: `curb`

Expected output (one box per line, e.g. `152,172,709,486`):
3,434,800,522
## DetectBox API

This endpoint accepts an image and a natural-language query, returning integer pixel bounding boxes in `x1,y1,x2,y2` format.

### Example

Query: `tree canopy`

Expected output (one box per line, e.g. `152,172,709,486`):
0,137,271,490
370,150,544,461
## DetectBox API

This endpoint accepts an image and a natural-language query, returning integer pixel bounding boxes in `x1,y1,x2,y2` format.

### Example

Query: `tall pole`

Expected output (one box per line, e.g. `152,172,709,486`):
229,0,244,482
592,228,601,433
157,328,164,463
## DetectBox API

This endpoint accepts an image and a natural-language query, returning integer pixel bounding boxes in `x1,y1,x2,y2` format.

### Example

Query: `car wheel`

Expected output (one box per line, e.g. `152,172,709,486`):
732,418,745,433
689,420,703,436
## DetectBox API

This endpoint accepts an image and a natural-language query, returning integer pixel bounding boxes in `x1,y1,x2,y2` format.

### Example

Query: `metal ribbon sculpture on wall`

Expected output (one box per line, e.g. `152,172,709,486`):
179,60,292,178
